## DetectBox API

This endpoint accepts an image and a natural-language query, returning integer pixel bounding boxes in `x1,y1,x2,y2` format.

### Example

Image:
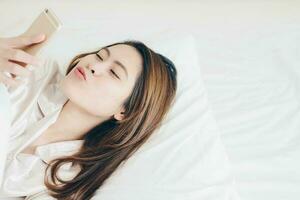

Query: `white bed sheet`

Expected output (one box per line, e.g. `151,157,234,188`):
191,2,300,200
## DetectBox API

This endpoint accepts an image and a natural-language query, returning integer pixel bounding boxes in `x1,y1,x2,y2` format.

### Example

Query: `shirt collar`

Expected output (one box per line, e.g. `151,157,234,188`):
35,66,83,165
35,140,84,164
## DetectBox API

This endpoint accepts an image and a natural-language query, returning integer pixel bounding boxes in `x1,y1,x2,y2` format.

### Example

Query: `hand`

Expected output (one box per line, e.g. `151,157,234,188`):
0,33,46,88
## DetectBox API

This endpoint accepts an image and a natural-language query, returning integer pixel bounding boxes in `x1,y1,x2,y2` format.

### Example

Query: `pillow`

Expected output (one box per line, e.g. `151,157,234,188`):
90,32,238,200
52,31,237,200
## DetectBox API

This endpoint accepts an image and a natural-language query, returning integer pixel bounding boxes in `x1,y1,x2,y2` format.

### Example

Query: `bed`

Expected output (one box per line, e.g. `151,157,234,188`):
0,1,299,200
194,1,300,200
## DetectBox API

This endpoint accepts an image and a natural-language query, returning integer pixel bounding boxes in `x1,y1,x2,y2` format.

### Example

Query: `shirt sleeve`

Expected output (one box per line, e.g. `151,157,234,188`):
6,58,60,138
0,82,12,186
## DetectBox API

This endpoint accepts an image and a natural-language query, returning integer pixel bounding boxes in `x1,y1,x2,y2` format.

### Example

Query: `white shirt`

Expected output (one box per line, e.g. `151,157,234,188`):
0,58,83,199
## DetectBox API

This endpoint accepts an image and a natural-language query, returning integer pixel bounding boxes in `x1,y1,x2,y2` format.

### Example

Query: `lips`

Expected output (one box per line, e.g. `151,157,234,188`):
76,67,86,80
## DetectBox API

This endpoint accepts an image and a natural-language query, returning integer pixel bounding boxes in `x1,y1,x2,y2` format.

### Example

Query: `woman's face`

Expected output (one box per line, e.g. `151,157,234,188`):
60,44,143,120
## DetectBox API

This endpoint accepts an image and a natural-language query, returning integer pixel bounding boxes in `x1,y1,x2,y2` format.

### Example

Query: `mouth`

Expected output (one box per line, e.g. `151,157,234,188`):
75,66,87,80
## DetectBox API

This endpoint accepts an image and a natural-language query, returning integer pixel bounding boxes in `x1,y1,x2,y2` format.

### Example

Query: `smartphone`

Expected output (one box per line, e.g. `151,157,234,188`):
6,8,62,80
22,8,62,56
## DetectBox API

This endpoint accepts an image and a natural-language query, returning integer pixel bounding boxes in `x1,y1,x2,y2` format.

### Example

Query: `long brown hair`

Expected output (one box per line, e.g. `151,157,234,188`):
44,40,177,199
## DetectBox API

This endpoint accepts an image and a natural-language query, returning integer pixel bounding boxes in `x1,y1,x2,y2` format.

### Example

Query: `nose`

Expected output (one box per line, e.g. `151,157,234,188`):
86,65,95,75
86,61,110,76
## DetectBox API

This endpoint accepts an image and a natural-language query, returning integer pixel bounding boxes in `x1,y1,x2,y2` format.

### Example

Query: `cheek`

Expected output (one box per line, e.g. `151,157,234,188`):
87,81,123,114
60,73,124,117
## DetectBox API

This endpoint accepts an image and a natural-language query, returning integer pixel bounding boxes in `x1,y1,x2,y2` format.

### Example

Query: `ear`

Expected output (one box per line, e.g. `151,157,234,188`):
114,107,126,121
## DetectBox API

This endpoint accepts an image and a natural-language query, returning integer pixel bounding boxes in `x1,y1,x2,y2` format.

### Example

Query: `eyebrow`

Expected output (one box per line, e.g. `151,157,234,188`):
100,47,129,80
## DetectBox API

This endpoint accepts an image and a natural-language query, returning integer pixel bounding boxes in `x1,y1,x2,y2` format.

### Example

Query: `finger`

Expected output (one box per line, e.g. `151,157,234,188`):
9,60,28,68
0,72,23,88
2,61,31,78
4,33,46,49
0,48,42,66
10,59,39,70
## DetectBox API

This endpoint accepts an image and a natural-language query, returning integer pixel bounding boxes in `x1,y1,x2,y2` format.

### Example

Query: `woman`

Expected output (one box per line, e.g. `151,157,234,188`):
0,34,177,199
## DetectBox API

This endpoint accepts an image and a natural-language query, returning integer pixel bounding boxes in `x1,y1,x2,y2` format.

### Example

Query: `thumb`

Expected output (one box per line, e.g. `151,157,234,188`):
30,33,46,43
6,33,46,48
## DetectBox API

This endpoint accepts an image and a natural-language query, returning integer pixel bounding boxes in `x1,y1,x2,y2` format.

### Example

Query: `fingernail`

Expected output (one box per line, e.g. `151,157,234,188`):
32,34,45,42
39,33,46,39
34,33,44,38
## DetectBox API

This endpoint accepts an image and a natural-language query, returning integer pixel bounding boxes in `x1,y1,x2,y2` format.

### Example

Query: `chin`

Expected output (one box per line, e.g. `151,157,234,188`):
59,78,78,101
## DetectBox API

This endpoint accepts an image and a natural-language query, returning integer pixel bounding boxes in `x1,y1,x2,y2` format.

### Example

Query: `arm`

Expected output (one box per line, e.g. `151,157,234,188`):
0,33,46,188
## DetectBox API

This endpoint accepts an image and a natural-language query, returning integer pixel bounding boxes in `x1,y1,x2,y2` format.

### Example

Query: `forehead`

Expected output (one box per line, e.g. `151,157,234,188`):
99,44,143,82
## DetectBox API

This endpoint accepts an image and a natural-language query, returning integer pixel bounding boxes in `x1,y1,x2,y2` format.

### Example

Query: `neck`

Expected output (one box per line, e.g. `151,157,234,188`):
49,100,105,141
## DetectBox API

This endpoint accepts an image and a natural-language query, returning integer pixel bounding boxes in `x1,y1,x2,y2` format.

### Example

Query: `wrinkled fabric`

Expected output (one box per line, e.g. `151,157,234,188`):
0,59,83,198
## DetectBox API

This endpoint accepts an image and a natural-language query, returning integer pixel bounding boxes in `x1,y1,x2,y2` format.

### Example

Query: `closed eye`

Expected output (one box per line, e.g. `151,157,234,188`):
95,53,120,79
